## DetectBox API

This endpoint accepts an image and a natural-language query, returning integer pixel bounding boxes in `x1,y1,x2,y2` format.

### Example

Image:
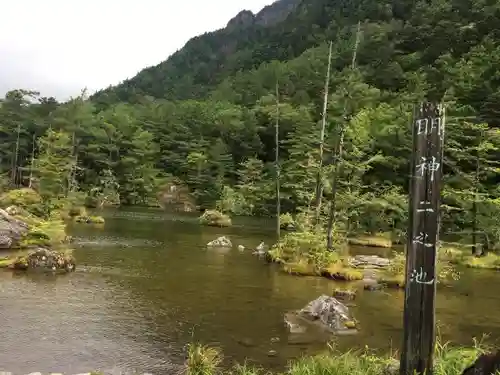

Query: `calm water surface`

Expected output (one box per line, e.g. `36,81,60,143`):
0,207,499,374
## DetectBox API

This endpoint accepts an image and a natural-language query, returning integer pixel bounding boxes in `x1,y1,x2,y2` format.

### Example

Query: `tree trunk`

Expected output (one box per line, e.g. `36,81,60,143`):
314,41,333,225
275,82,281,240
326,21,362,250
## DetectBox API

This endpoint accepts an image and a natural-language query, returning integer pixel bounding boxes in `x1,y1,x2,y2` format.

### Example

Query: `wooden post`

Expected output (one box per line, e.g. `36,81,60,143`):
400,103,446,375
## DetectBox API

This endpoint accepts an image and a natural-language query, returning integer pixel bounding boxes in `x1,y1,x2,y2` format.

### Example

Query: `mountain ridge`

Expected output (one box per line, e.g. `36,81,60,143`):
90,0,312,106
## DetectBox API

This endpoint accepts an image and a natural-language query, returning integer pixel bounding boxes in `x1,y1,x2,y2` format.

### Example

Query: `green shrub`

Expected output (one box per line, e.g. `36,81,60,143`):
0,188,44,216
199,210,232,227
185,343,222,375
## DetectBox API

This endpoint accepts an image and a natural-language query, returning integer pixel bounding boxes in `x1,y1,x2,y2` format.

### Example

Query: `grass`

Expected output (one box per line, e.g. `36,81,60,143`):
185,343,223,375
348,233,393,249
377,253,406,289
0,250,29,269
376,251,461,290
439,246,500,270
271,233,364,282
321,263,364,281
183,337,488,375
272,234,465,288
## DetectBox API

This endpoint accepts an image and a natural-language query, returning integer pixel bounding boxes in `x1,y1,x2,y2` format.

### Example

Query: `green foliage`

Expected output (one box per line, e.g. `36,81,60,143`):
182,338,486,375
279,213,295,230
185,343,222,375
0,0,498,247
199,210,232,227
33,129,75,202
441,247,500,270
215,186,249,216
269,230,346,271
379,251,460,288
0,188,44,216
88,169,120,208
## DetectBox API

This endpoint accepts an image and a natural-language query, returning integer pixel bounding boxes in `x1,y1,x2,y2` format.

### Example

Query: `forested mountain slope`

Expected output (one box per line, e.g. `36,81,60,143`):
91,0,303,105
92,0,500,121
1,0,500,247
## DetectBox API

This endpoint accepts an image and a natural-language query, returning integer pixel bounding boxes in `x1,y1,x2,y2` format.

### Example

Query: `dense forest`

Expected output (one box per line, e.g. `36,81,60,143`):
0,0,499,247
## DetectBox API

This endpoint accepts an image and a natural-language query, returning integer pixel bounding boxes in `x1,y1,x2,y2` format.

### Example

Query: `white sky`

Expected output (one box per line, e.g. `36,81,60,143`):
0,0,273,100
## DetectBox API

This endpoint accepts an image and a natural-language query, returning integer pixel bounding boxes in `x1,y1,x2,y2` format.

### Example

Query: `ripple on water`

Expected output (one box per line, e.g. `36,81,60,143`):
0,272,180,374
72,236,163,249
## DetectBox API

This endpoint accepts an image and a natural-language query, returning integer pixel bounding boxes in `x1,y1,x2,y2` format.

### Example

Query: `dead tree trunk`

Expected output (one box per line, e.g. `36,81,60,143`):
326,21,361,250
314,41,333,225
275,82,281,240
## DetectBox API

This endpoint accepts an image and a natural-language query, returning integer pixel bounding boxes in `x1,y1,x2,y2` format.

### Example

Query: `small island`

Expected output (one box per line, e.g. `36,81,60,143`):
0,188,75,273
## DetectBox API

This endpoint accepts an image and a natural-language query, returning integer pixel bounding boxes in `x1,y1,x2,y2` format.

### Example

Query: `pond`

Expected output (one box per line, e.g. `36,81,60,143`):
0,207,499,374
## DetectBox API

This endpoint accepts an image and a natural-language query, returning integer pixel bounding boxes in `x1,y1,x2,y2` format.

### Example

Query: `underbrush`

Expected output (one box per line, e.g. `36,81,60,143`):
199,210,232,227
184,337,487,375
378,252,460,289
268,230,362,281
440,246,500,270
347,232,393,248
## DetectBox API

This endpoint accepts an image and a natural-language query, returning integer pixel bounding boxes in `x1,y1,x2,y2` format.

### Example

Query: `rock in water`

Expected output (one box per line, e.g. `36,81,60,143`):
253,241,269,254
294,295,358,333
333,289,357,300
0,208,29,249
12,248,76,273
207,236,232,248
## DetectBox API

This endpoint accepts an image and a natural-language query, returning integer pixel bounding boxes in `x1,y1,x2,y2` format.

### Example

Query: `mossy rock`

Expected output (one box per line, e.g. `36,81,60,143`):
75,215,105,224
67,206,87,218
20,227,52,248
321,264,364,281
0,188,44,216
7,206,44,227
199,210,232,227
279,213,296,231
10,248,75,273
344,320,357,329
23,218,68,247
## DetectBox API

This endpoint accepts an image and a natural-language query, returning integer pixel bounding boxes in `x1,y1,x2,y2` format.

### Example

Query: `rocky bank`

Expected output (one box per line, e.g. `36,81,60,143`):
0,188,75,273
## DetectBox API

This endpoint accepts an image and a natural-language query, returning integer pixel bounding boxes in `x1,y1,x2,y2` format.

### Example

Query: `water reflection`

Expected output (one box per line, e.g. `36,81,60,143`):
0,208,499,374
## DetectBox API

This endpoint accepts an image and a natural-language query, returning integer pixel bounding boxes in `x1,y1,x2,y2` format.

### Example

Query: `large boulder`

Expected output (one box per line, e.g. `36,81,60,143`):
0,208,29,249
12,248,75,273
285,295,358,334
207,236,232,248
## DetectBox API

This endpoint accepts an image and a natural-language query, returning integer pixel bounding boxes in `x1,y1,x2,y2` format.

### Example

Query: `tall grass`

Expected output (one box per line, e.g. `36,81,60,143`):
185,343,223,375
184,337,488,375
